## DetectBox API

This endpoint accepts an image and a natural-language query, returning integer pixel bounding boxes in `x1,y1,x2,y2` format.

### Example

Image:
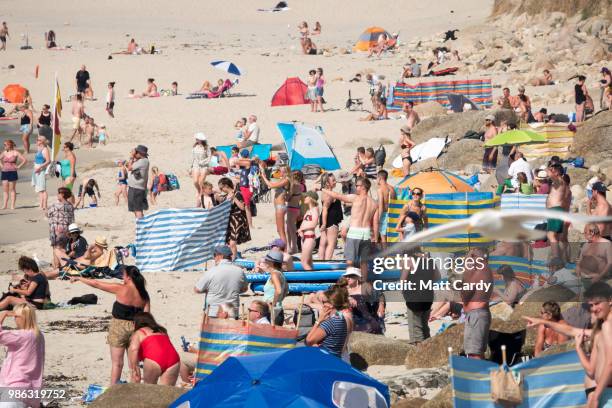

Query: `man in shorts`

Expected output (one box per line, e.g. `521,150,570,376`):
127,145,150,219
546,163,569,260
461,248,493,359
322,176,378,280
376,169,396,248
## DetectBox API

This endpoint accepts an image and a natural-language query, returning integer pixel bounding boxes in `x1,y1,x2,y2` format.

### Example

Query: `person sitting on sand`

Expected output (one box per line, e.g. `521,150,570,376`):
533,301,568,356
298,21,309,53
530,69,554,87
0,256,50,311
492,265,526,307
534,108,547,122
46,30,56,48
360,99,387,121
198,81,211,94
343,268,385,334
127,38,137,54
311,22,321,36
141,78,159,97
305,283,351,358
403,101,420,129
46,236,110,279
75,177,100,208
304,37,317,55
128,312,180,385
368,33,389,58
52,223,88,263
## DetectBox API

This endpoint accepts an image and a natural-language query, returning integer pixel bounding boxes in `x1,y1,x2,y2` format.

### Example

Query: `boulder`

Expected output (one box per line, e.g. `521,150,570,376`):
381,367,450,402
422,384,453,408
570,111,612,164
565,167,591,190
392,397,428,408
570,184,586,202
575,37,610,65
349,331,413,369
90,384,186,408
533,56,555,71
510,285,578,321
405,324,463,369
414,101,447,118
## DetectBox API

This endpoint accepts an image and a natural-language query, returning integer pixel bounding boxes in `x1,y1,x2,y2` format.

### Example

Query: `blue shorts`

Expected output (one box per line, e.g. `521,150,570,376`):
379,212,389,235
20,124,32,134
315,87,324,97
1,171,18,182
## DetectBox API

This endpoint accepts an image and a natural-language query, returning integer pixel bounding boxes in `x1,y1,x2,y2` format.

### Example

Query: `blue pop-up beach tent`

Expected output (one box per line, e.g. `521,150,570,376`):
277,122,341,171
170,347,390,408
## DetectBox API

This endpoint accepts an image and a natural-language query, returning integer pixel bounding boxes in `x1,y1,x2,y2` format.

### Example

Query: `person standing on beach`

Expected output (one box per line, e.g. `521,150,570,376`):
461,247,493,359
377,170,395,248
314,68,325,113
127,145,149,219
37,104,53,145
546,163,569,261
106,82,115,118
1,140,26,210
60,142,77,194
75,65,91,98
322,176,378,280
19,104,34,154
399,126,416,177
70,94,85,143
0,22,8,51
237,115,259,148
32,136,50,211
482,115,498,173
575,75,589,122
48,187,75,269
318,172,343,260
587,182,612,240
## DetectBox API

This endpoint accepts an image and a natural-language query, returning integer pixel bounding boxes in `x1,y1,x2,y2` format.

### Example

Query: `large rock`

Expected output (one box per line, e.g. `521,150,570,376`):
90,383,186,408
381,367,450,402
349,331,413,369
576,37,610,65
570,111,612,164
405,324,464,369
414,101,447,118
392,397,428,408
510,285,578,321
422,384,453,408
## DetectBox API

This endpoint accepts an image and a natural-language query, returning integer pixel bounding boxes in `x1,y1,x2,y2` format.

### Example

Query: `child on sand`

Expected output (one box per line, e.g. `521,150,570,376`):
97,125,108,145
83,117,96,148
114,160,128,205
200,181,215,209
149,166,161,205
298,191,319,270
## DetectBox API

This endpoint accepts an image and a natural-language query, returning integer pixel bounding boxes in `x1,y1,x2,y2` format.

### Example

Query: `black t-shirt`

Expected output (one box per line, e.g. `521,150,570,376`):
403,257,435,312
76,70,90,90
28,273,49,301
66,235,88,258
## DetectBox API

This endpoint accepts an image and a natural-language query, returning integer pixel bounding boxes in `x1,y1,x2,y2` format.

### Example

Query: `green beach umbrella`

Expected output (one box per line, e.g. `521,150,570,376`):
484,129,547,147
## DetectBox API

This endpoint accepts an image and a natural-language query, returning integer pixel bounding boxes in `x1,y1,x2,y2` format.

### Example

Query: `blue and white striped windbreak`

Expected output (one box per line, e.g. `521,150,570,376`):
500,193,548,229
135,201,231,271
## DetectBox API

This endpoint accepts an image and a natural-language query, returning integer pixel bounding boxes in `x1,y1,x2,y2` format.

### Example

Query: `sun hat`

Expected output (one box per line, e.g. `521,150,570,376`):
536,170,548,179
400,125,411,134
94,236,108,249
269,238,286,250
194,132,207,141
134,145,148,157
335,170,351,183
485,114,495,121
68,223,81,233
342,267,362,278
264,250,284,264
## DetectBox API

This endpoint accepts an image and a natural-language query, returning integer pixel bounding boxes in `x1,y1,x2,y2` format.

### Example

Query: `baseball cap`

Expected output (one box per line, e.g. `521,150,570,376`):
264,250,284,264
134,145,148,157
269,238,286,250
214,245,232,257
592,181,609,193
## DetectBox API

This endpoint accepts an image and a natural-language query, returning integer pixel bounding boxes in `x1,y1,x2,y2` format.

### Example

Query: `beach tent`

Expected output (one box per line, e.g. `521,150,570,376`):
135,201,231,271
450,351,587,407
277,122,341,171
271,77,309,106
386,192,498,252
386,79,492,111
354,27,391,51
171,347,390,408
2,84,27,103
395,168,474,198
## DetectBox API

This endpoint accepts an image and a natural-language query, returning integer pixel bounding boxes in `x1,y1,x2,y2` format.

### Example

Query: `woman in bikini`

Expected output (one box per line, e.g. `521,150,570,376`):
128,312,180,385
396,188,427,240
299,191,319,271
534,301,568,357
260,164,290,248
286,171,305,254
114,160,128,205
298,21,309,53
1,140,27,210
399,126,416,177
319,173,343,260
315,68,325,113
190,133,211,207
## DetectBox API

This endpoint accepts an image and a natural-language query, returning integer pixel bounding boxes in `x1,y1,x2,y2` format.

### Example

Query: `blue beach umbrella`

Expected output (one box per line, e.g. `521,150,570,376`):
210,60,244,76
170,347,390,408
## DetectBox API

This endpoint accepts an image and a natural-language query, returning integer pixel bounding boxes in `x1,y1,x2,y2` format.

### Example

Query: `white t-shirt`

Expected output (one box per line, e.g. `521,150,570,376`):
246,122,260,143
507,158,532,188
255,317,271,325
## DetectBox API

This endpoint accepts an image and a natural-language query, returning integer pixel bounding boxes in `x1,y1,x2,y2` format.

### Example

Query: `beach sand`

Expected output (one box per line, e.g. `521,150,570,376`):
0,0,596,405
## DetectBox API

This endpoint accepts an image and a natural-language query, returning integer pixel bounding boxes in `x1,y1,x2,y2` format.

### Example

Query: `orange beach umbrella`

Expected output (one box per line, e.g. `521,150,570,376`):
3,84,27,104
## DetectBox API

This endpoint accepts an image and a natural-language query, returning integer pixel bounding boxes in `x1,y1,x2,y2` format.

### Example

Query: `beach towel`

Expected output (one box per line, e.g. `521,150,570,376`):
216,144,272,161
386,79,492,112
195,318,298,380
451,351,587,407
135,201,231,271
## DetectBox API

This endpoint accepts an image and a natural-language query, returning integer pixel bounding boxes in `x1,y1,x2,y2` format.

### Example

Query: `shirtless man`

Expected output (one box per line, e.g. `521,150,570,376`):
322,176,379,280
403,101,420,130
588,182,612,240
460,247,493,359
377,170,396,248
524,282,612,407
0,22,8,51
497,87,517,109
546,163,569,261
577,224,612,290
69,94,85,143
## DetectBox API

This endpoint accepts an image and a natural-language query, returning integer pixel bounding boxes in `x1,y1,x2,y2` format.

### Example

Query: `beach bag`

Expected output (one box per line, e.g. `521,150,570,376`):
490,366,523,406
68,293,98,305
374,145,386,167
167,174,180,190
157,173,169,191
293,304,316,341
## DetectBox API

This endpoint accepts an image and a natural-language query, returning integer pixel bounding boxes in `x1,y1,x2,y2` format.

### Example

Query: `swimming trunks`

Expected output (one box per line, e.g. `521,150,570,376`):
379,212,389,235
546,206,565,233
345,227,372,264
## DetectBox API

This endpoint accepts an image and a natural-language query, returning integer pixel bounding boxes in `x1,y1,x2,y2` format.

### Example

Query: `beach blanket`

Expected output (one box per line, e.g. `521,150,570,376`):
520,124,577,159
451,351,587,407
386,79,492,111
386,192,499,252
135,201,231,271
499,193,547,229
216,144,272,161
195,319,298,380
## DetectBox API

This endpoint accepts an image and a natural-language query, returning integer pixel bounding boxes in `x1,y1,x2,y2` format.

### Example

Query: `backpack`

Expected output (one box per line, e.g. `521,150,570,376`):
293,304,317,341
464,130,484,140
374,145,386,167
157,173,169,191
166,174,180,190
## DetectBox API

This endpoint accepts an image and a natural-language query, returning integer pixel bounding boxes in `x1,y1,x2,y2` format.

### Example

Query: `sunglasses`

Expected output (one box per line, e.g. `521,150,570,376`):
412,191,422,195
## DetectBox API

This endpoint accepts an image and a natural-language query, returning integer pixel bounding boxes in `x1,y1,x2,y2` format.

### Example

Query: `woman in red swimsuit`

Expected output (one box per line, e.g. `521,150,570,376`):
298,191,319,271
128,312,180,385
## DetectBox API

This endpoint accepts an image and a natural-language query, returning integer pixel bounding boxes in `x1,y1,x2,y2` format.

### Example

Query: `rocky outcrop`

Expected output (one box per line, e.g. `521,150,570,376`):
381,367,450,402
90,383,186,408
570,111,612,165
491,0,612,21
422,384,453,408
349,331,414,369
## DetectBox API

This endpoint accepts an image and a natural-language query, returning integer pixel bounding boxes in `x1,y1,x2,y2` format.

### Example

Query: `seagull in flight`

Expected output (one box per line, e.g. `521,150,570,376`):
385,209,612,254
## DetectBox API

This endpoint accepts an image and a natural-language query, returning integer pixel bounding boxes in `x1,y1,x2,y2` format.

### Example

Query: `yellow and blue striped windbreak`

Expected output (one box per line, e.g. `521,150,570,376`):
195,319,298,380
386,192,499,253
451,351,587,407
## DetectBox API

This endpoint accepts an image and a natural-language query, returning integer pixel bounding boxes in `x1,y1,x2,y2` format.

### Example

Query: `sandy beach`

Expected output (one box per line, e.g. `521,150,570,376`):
1,0,611,406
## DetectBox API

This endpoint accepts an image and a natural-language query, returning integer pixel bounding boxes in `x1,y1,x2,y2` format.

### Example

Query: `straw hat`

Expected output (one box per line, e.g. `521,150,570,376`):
68,223,81,233
400,125,411,134
485,114,495,121
94,236,109,249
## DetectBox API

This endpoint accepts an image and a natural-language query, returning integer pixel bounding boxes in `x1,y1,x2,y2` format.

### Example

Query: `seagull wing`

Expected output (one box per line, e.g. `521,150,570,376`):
500,210,612,225
378,219,472,257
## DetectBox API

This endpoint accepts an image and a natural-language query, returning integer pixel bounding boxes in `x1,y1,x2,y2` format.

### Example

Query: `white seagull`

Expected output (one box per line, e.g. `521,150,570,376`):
386,209,612,254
